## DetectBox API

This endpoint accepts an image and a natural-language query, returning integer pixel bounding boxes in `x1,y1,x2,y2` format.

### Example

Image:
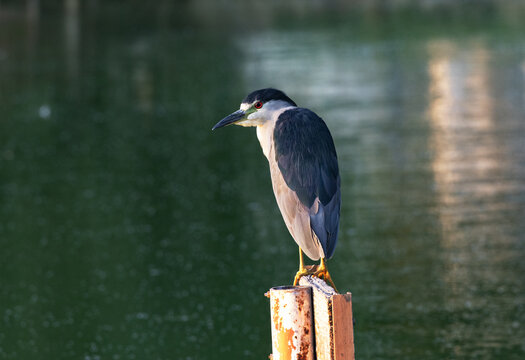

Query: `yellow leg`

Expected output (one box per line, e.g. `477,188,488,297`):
314,258,338,292
293,247,309,286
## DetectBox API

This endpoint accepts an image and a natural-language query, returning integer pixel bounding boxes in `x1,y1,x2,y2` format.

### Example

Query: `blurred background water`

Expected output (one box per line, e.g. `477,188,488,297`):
1,1,525,359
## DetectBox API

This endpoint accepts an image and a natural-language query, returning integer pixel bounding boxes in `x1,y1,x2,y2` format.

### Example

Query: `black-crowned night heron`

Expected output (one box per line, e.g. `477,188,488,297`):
213,88,340,289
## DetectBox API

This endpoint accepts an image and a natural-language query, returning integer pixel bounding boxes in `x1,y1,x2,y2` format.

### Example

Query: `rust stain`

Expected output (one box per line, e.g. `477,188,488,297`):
297,336,310,360
276,327,295,360
272,302,282,331
270,287,314,360
329,300,335,360
297,295,304,313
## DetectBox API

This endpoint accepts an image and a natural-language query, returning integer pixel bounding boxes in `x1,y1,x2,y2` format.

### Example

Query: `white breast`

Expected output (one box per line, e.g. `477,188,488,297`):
255,106,295,160
256,121,274,159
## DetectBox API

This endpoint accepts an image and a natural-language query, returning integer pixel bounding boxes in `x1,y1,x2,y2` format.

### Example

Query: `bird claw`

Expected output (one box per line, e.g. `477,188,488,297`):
293,266,338,292
293,265,317,286
294,263,338,292
293,267,310,286
293,252,338,292
312,267,338,292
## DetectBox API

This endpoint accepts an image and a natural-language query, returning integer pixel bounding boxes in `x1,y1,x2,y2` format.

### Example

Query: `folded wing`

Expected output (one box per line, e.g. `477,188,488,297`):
272,108,341,259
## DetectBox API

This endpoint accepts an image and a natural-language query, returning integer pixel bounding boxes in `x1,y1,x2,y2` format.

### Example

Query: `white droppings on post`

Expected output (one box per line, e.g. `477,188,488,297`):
268,286,314,360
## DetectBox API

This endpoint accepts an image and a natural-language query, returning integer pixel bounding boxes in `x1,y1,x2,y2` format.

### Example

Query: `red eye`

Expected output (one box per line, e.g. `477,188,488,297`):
254,101,263,109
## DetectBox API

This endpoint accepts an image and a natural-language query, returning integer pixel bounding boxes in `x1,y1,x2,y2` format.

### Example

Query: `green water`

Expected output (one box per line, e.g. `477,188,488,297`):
1,2,525,359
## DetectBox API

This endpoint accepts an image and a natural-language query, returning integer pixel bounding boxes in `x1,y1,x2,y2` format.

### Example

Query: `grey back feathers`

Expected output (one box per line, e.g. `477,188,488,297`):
273,108,341,259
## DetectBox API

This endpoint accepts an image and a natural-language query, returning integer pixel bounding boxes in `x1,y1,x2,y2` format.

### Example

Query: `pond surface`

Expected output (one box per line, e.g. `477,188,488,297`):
1,2,525,359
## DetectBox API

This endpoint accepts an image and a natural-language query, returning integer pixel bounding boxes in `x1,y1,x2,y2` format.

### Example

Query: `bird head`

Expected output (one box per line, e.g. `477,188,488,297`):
213,88,297,130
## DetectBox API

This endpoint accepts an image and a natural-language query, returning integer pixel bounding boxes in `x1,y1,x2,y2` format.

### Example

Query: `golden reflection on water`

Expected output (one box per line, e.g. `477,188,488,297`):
427,41,493,253
426,39,524,354
426,39,523,235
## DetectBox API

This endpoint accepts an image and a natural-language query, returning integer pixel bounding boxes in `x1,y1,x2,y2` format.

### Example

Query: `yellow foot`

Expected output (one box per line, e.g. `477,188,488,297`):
313,259,338,292
294,247,318,286
293,265,319,285
293,267,310,286
313,268,338,292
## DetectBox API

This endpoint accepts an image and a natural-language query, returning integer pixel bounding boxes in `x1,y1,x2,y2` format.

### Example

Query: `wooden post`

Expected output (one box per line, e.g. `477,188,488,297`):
267,286,315,360
299,276,355,360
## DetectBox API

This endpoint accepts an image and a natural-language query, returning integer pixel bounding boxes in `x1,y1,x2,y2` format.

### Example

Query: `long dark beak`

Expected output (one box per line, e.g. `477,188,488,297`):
212,109,246,130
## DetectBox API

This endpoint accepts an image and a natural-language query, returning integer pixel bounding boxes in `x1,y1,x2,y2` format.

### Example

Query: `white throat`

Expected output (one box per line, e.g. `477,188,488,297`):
256,105,295,159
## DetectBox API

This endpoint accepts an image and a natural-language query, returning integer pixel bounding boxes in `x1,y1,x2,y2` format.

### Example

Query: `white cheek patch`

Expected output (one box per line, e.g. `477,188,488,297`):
238,99,294,126
242,101,261,120
247,111,259,120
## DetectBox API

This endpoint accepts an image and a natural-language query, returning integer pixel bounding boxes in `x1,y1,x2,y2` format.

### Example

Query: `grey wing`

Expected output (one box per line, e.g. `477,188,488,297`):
309,175,341,259
269,157,324,260
273,108,341,259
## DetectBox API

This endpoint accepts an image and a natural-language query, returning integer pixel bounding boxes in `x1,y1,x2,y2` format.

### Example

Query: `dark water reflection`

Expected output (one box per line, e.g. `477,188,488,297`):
1,2,525,359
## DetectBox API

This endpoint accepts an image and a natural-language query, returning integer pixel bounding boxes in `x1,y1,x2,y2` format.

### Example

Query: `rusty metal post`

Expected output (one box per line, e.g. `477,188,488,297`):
299,276,355,360
268,286,314,360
